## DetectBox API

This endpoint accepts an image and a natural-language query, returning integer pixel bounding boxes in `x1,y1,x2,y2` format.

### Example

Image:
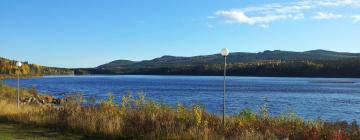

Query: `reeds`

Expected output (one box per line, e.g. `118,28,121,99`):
0,83,359,139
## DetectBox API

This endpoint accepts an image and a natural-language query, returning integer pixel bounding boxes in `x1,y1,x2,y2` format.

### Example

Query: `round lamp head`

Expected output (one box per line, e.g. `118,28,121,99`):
220,48,230,56
16,61,22,67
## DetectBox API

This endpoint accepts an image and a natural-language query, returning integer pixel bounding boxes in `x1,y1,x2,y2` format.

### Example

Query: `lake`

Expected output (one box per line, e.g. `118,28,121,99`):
4,75,360,122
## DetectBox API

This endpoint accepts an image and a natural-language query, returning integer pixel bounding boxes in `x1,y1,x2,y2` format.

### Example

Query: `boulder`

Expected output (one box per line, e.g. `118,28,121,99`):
43,95,53,103
51,98,62,105
20,95,62,105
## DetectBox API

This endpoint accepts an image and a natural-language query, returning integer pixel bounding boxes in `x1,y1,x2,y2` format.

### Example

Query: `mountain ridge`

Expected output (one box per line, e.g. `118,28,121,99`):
3,49,360,78
97,49,360,69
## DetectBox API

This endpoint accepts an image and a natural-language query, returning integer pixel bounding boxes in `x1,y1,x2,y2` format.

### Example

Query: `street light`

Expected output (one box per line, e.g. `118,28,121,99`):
220,48,229,127
16,61,22,109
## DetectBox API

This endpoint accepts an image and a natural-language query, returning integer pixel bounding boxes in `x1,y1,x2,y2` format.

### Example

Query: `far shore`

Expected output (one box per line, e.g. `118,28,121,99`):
3,74,360,80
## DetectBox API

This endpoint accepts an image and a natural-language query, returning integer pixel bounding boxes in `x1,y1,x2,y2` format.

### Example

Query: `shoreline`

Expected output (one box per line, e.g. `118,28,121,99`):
3,73,360,80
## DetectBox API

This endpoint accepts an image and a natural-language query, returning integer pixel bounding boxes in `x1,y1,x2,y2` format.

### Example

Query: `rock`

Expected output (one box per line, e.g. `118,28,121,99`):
43,96,53,103
20,95,62,106
51,98,62,105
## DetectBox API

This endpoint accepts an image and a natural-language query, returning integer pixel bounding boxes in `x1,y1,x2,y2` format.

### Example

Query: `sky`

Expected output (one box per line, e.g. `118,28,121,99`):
1,0,360,68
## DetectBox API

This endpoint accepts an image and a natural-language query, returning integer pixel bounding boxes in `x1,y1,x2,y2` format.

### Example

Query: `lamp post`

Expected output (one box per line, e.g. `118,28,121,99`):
16,61,22,109
220,48,229,127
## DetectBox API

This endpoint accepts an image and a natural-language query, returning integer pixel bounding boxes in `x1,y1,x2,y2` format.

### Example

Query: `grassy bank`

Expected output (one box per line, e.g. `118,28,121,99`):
0,83,359,139
0,120,84,140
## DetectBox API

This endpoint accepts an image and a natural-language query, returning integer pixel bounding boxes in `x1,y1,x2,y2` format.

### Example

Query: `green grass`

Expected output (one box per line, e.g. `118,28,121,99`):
0,121,82,140
0,83,360,139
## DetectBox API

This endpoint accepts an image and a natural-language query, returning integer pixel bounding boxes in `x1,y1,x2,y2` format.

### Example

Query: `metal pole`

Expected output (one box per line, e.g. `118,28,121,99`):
223,56,227,127
17,70,20,109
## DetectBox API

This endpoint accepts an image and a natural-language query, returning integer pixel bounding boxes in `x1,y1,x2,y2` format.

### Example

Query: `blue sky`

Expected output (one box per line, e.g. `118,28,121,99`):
1,0,360,68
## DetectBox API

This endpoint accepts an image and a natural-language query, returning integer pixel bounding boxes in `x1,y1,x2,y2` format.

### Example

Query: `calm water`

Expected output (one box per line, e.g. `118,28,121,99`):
4,75,360,122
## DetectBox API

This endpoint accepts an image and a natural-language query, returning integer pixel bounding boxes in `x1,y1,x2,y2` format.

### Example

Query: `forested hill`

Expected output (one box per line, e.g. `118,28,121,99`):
0,57,74,78
3,49,360,78
97,49,360,69
75,50,360,77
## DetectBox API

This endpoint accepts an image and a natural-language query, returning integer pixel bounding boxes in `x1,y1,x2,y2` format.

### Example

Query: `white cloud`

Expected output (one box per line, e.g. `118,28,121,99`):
216,10,255,24
288,13,305,20
242,1,312,14
312,12,343,19
315,0,360,7
213,0,360,27
215,10,288,25
259,24,269,29
216,10,302,25
352,15,360,22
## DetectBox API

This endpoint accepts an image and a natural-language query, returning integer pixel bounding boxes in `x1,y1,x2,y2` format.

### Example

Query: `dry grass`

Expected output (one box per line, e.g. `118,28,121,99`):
0,83,360,140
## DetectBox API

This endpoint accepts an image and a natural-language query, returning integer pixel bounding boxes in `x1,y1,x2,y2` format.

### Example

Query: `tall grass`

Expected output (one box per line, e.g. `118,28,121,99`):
0,83,359,139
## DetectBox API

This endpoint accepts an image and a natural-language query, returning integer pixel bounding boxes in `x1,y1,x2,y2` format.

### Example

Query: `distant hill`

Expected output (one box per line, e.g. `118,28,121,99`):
72,49,360,77
97,50,360,69
4,49,360,78
0,57,74,78
97,60,136,69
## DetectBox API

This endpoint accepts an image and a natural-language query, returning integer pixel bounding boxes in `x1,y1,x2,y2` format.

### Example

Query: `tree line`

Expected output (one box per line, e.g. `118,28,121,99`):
0,57,74,78
2,56,360,78
75,58,360,78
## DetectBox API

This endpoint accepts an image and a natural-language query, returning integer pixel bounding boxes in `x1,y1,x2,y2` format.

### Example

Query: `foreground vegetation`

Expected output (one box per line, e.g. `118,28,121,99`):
0,83,360,139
